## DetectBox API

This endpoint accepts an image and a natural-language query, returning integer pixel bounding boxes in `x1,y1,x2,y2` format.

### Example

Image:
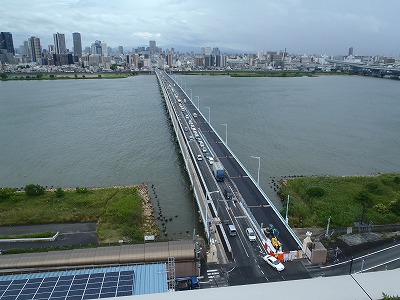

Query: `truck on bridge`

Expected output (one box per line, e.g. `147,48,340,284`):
212,161,225,182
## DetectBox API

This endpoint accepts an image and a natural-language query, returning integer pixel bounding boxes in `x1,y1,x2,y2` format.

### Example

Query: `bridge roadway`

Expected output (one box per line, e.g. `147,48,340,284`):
327,59,400,77
156,70,309,284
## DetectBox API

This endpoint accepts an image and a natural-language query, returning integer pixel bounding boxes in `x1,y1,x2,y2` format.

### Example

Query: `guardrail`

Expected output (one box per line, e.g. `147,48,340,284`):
0,232,59,243
156,71,233,260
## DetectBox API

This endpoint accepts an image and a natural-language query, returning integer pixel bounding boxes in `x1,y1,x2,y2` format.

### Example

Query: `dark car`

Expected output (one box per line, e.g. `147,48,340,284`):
224,188,233,200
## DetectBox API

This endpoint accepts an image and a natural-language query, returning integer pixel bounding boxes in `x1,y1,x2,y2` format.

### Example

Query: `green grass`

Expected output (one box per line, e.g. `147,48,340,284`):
0,187,147,243
278,174,400,228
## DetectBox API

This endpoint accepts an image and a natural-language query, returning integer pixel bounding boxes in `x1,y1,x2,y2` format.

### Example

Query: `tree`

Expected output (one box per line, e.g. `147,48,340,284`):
25,184,45,196
54,187,65,198
356,190,373,207
0,188,16,199
75,187,88,194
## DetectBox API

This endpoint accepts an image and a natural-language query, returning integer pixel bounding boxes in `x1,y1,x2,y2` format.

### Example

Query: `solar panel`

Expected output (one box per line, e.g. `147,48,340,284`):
0,269,135,300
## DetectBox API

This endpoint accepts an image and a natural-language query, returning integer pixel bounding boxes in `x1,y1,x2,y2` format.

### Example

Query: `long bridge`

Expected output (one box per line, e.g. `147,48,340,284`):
327,59,400,78
155,69,309,284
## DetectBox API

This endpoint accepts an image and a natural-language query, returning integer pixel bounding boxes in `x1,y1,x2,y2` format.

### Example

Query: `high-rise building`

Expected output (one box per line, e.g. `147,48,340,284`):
91,40,102,55
28,36,42,63
118,46,123,54
72,32,82,57
53,32,67,54
0,32,15,55
348,47,353,56
212,47,220,56
101,42,107,56
149,40,157,55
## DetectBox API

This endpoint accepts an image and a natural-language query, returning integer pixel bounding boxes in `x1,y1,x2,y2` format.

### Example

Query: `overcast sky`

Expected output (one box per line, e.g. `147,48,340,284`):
2,0,400,56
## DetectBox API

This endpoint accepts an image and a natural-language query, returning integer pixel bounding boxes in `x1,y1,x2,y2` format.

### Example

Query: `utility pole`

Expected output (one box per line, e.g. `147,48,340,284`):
325,216,331,238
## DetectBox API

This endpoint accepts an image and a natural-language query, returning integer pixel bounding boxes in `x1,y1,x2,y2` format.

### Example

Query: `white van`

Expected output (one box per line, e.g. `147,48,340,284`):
228,224,237,236
193,113,198,118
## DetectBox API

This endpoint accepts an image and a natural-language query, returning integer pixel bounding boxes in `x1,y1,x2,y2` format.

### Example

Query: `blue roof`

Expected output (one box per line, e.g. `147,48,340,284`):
0,263,168,299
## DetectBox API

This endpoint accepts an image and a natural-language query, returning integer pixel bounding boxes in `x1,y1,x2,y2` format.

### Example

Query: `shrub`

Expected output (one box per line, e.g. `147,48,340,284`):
306,187,326,198
389,199,400,215
373,203,388,214
0,188,16,199
54,187,65,198
394,177,400,184
25,184,45,196
75,187,88,194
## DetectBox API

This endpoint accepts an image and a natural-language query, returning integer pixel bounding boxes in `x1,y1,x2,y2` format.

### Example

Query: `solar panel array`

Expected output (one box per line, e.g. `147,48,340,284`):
0,270,134,300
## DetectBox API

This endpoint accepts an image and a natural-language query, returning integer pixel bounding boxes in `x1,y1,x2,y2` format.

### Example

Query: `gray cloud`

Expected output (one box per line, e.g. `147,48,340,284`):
2,0,399,55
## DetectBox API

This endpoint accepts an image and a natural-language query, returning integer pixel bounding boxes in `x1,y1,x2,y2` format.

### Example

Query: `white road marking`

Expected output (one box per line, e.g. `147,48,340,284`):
354,256,400,273
321,243,400,269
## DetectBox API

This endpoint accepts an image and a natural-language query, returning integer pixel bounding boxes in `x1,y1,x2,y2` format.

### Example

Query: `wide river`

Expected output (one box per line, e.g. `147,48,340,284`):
1,74,399,238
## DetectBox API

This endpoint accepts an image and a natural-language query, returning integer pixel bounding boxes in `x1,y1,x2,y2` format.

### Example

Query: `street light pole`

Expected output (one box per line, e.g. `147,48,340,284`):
195,96,200,108
250,156,260,185
188,89,192,100
183,83,186,92
220,124,228,145
205,106,211,124
285,195,290,224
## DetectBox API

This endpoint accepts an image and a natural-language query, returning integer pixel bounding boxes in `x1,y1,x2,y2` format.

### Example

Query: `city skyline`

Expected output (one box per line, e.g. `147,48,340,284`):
2,0,400,56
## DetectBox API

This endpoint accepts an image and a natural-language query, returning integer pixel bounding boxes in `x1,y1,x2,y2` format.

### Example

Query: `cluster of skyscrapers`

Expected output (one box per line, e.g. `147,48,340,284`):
0,31,84,65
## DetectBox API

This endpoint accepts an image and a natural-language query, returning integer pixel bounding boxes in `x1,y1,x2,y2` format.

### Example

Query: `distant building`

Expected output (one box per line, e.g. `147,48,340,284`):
348,47,353,56
212,47,220,56
0,32,15,55
118,46,123,54
28,36,42,63
53,32,67,54
53,53,73,66
0,32,15,63
149,40,157,55
91,40,102,55
72,32,82,57
101,42,107,56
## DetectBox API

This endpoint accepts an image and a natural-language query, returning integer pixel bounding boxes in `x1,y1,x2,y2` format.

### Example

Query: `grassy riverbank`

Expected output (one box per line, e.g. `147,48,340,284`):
0,73,135,81
278,174,400,228
0,186,158,243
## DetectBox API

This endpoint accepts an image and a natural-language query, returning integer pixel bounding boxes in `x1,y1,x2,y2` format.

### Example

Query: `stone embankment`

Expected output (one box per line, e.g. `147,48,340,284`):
137,184,159,237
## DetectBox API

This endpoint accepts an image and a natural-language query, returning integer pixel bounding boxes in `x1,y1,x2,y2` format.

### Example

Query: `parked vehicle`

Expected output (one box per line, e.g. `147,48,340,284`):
193,113,198,118
197,154,203,161
211,161,225,182
175,277,200,291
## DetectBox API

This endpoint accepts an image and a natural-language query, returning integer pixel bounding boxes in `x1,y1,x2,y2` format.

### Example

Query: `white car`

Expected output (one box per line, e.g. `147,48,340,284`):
263,255,284,272
246,228,256,242
197,154,203,161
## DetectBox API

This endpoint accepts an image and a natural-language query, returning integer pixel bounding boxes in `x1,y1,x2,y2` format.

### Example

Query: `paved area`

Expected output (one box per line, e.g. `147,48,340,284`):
0,223,98,251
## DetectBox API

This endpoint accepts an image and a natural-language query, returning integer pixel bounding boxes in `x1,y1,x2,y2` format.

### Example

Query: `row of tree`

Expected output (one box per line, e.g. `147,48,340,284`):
0,184,89,199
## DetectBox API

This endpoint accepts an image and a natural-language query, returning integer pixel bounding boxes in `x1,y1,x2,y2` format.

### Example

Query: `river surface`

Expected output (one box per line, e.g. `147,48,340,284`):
1,75,399,237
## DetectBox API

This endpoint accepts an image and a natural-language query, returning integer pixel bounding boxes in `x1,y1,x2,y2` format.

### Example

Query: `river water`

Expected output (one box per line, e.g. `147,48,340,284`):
1,74,399,238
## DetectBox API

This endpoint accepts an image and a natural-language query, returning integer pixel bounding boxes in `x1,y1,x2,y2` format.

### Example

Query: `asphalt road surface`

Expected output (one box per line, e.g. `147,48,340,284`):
0,223,98,251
